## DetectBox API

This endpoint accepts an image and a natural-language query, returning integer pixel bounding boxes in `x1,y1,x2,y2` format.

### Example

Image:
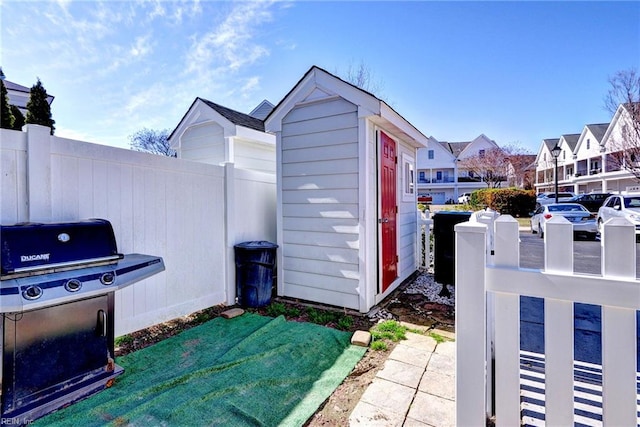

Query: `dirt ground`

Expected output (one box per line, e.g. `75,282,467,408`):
114,271,455,426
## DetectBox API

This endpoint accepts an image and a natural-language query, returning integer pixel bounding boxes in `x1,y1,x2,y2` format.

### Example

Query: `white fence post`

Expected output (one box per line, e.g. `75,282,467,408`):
542,216,575,426
224,162,236,306
417,209,432,269
471,209,498,417
600,218,637,426
25,124,52,222
492,215,521,427
455,220,487,426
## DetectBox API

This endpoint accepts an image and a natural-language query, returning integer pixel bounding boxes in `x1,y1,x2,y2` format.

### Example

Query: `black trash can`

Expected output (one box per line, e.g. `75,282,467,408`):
234,241,278,308
433,211,472,286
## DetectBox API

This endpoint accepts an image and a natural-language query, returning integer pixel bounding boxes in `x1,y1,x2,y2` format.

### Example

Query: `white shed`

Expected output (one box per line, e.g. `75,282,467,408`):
168,97,276,173
264,66,429,313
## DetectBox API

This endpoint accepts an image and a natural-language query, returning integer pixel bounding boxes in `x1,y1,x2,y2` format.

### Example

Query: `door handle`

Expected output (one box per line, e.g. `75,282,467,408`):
378,218,389,223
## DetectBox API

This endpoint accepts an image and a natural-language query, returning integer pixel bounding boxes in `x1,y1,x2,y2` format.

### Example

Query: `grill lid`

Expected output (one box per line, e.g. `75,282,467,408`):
1,219,123,278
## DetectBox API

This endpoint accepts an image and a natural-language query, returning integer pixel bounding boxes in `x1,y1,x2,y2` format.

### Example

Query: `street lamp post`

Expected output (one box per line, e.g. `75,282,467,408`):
551,145,562,203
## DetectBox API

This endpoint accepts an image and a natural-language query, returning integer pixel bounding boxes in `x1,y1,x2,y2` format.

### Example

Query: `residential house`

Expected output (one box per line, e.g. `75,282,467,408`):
534,103,639,194
416,134,504,204
168,97,276,173
1,71,54,116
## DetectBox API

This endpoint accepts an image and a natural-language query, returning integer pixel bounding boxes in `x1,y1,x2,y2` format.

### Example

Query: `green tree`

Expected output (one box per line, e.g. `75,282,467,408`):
0,79,15,130
10,105,24,130
129,128,175,157
26,78,55,134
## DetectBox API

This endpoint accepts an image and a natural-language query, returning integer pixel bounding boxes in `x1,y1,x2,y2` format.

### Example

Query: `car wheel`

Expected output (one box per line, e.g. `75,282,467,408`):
538,224,544,238
597,218,603,234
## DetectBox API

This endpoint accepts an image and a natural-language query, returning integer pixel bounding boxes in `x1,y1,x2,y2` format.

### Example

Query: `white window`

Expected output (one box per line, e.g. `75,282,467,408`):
402,153,415,201
587,139,590,150
479,149,485,158
428,150,434,160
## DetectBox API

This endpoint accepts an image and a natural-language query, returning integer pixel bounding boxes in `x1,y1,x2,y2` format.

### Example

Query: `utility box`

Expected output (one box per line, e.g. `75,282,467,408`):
433,211,472,286
234,241,278,308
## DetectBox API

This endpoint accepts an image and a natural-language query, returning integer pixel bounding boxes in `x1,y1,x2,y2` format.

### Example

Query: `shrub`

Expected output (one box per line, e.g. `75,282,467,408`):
472,188,535,217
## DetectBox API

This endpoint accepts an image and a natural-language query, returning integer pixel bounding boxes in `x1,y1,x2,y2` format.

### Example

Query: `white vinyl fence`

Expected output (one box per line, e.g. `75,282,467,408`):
456,214,640,426
1,125,276,336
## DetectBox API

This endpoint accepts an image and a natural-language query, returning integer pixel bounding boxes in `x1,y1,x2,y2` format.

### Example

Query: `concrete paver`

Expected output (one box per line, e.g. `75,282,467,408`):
406,392,455,427
359,378,416,415
350,332,456,427
388,343,432,369
376,359,424,389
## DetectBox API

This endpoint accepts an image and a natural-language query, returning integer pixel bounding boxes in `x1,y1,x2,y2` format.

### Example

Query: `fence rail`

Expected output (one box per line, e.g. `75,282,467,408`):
455,214,640,426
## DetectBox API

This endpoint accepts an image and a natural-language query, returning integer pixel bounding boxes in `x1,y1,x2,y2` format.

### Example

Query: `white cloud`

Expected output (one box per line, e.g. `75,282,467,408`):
185,1,275,76
130,35,153,58
240,76,261,98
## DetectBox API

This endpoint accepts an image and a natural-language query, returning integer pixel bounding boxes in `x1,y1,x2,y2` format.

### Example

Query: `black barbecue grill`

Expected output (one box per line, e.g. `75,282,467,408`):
0,219,165,425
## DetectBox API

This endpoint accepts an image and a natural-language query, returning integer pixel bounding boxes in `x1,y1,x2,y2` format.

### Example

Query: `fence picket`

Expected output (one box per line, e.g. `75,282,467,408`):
456,213,640,426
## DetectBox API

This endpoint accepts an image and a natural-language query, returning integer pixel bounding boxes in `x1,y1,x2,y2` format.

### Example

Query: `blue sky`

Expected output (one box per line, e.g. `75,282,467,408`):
2,1,639,153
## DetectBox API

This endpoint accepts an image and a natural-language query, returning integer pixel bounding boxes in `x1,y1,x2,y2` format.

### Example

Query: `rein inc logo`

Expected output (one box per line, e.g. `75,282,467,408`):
20,254,50,262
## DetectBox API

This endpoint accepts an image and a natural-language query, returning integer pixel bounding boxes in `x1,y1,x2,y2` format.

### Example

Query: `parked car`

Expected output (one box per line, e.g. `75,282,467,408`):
458,193,471,204
596,193,640,235
531,203,597,240
561,192,611,213
536,192,575,207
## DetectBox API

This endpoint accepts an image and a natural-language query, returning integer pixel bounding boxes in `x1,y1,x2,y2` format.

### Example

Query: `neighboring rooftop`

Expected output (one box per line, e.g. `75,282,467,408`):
585,123,609,142
198,97,265,132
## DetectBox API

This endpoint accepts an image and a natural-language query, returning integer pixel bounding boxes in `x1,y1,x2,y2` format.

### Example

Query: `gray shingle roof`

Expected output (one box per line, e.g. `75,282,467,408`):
561,133,580,151
543,138,560,151
439,141,471,157
585,123,609,142
199,98,265,132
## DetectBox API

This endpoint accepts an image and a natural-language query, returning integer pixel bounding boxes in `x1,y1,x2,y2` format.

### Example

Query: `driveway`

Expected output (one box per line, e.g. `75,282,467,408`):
519,230,640,276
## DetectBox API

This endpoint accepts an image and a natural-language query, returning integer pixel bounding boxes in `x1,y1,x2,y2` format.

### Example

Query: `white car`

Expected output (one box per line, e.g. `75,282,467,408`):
536,192,575,207
596,193,640,235
458,193,471,204
530,203,597,240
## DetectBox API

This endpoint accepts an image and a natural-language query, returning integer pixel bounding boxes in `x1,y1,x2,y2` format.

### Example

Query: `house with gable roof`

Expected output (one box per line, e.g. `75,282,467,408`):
168,97,275,173
1,69,54,117
416,134,504,204
535,103,639,194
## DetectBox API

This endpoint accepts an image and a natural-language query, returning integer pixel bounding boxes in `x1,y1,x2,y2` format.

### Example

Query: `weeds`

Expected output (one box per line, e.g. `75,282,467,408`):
429,331,447,344
115,335,134,346
369,320,407,351
370,340,388,351
307,307,337,325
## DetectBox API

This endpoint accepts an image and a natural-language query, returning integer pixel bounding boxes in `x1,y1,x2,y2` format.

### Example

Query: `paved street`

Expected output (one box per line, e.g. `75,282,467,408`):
519,230,640,276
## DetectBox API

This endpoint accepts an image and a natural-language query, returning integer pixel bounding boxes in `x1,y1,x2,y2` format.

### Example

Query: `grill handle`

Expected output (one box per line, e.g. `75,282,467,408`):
97,309,107,337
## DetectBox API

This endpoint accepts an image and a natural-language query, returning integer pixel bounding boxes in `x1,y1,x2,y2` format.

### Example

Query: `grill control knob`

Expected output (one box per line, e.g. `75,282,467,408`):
23,285,43,300
100,272,115,285
64,279,82,292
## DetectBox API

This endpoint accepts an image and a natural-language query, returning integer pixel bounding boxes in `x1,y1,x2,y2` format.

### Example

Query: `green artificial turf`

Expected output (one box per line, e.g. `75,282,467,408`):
37,313,366,427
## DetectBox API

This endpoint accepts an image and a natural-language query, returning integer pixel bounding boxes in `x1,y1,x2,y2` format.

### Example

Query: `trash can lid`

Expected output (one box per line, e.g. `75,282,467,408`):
234,241,278,250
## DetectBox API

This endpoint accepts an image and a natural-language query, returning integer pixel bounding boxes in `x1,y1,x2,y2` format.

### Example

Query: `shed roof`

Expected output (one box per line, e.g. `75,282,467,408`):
265,65,429,148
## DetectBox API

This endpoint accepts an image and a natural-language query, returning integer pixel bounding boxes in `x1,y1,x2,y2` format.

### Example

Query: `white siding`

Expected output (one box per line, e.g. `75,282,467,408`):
280,97,360,309
179,122,225,164
397,140,418,280
234,139,276,173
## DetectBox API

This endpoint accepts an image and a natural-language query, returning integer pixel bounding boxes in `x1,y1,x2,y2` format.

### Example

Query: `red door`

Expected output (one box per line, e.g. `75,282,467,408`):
380,131,397,292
